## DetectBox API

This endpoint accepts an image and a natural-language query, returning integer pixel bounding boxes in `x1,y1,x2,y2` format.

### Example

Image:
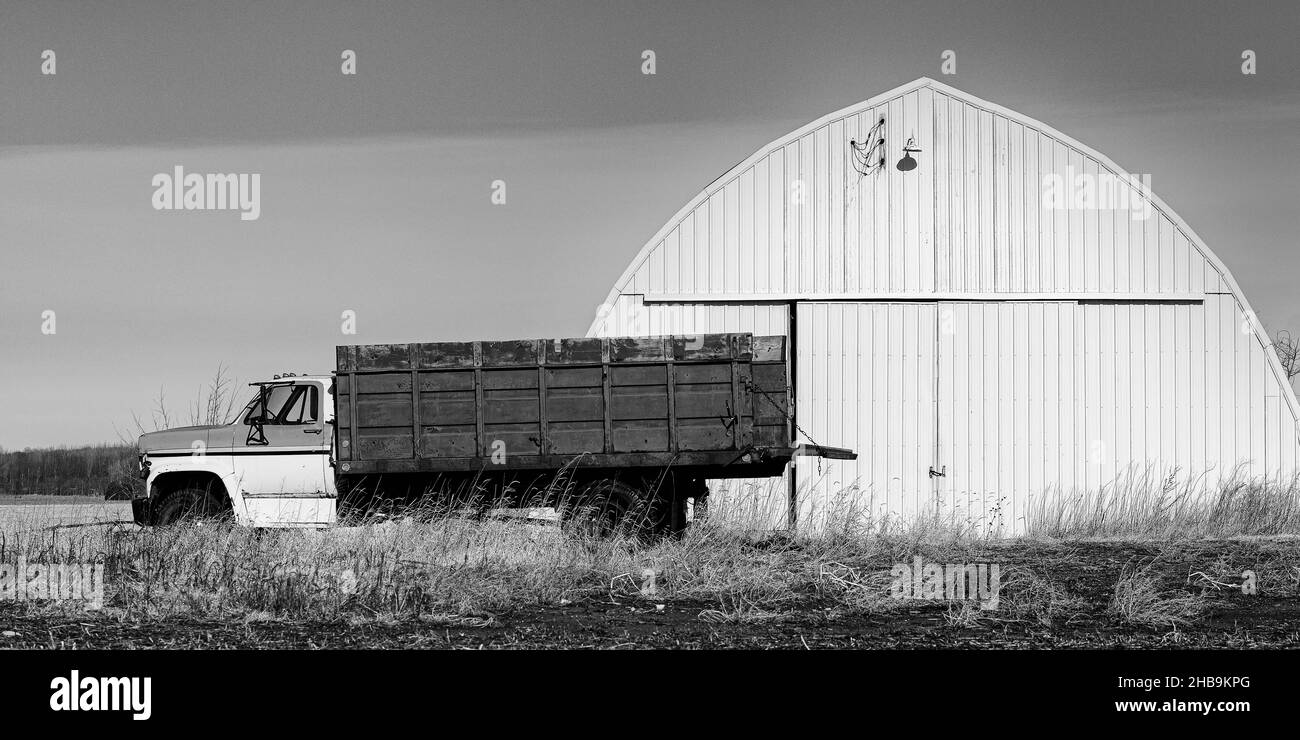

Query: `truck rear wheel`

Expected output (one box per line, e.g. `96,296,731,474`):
155,487,231,526
563,479,657,537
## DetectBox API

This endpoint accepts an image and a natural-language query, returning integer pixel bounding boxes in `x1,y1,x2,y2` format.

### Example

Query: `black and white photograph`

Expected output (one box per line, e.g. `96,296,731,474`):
1,0,1296,727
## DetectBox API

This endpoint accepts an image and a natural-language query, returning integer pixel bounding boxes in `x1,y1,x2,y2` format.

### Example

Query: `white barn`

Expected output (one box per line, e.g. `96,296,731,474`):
588,77,1300,533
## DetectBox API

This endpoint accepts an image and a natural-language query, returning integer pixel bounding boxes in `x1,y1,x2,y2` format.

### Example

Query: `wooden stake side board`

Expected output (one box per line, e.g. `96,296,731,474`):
333,334,790,473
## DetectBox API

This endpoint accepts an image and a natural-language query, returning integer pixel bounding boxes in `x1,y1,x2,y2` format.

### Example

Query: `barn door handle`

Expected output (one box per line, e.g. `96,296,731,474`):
928,465,946,478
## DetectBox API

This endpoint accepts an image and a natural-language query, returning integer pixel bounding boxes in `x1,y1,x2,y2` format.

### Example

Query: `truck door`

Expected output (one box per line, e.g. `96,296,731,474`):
234,381,336,526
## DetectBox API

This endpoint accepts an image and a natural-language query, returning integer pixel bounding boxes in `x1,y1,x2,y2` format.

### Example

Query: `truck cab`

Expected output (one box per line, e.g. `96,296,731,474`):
134,374,338,527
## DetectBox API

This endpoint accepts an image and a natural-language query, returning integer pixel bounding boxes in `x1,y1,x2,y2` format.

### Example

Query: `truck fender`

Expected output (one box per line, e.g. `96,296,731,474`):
147,470,249,525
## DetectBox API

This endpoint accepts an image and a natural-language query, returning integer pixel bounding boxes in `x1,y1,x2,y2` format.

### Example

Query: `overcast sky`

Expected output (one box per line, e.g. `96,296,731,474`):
1,0,1298,449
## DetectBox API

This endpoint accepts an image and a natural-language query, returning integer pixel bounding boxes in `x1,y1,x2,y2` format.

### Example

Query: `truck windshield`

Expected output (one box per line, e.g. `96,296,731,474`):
239,384,319,425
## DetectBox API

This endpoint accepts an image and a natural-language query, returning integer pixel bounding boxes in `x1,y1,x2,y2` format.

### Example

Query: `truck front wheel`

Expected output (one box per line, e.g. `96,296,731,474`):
154,487,231,526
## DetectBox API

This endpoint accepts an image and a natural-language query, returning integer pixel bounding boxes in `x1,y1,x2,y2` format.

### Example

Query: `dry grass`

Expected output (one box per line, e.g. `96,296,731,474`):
1026,465,1300,540
945,566,1088,628
2,470,1293,630
1108,563,1206,627
0,498,986,623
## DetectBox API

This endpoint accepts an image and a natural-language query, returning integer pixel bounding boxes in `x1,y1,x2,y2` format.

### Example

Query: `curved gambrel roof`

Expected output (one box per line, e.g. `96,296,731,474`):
589,76,1300,426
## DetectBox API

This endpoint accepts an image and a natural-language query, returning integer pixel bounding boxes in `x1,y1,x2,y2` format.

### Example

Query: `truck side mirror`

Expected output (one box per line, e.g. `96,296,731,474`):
246,416,268,446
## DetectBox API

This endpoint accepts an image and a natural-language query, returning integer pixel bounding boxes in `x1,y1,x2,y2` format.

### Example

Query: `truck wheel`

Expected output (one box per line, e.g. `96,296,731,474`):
155,487,231,526
564,480,654,538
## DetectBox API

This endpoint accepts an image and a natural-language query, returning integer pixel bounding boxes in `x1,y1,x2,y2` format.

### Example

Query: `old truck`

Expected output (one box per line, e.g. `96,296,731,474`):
131,332,851,533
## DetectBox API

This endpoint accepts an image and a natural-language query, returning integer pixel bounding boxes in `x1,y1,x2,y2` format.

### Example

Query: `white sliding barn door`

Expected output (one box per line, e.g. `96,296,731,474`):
934,302,1082,535
929,299,1300,535
794,302,938,529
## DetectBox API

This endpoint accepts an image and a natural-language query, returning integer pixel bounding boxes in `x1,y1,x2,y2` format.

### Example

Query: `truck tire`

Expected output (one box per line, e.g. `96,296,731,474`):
154,487,231,526
563,479,656,538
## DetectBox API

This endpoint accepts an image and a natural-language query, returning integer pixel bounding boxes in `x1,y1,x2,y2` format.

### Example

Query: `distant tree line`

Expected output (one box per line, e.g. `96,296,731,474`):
0,444,138,498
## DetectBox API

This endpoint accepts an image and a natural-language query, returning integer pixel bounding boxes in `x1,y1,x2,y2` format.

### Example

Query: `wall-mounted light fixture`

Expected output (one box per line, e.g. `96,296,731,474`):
896,137,921,172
